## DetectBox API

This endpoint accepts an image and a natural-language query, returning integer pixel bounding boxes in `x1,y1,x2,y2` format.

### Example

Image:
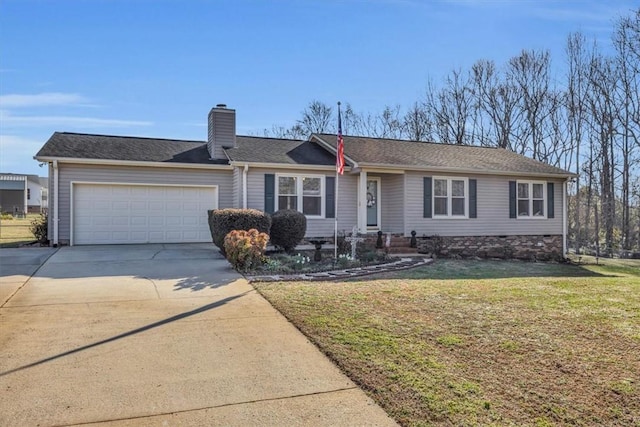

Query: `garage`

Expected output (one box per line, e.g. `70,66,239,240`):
72,183,217,245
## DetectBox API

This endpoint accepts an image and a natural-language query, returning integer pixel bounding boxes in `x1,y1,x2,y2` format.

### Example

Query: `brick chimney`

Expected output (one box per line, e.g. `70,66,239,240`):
207,104,236,159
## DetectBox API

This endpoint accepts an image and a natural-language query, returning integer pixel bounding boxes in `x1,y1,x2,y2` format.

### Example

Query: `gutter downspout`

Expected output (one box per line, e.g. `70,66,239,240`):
23,177,28,216
242,164,248,209
53,160,59,247
563,178,569,258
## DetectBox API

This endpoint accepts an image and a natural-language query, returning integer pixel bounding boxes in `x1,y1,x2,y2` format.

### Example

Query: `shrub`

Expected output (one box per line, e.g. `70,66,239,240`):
208,209,271,254
30,213,48,244
270,209,307,253
290,253,311,271
223,229,269,272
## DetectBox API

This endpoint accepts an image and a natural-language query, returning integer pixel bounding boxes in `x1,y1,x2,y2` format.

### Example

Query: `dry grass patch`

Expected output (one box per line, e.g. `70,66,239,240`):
0,214,38,247
254,259,640,426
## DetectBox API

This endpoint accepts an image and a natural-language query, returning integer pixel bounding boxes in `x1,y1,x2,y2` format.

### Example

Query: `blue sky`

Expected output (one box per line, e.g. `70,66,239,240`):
1,0,636,176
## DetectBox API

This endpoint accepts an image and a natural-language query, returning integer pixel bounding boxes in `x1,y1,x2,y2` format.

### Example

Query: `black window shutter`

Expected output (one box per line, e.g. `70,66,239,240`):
509,181,516,218
547,182,555,218
265,174,275,214
469,179,477,218
423,177,432,218
325,176,335,218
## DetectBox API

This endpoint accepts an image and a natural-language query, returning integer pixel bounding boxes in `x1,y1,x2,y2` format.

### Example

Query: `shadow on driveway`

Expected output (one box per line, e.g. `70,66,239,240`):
0,290,252,378
31,243,239,293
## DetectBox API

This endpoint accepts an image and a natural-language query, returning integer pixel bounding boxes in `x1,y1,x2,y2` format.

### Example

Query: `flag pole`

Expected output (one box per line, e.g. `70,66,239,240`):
334,102,341,259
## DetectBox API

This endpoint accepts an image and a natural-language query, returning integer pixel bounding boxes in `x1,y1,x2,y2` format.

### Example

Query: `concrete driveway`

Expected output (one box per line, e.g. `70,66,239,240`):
0,244,396,426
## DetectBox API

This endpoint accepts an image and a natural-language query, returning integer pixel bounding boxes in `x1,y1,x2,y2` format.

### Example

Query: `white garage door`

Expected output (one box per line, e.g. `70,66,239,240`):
73,183,217,245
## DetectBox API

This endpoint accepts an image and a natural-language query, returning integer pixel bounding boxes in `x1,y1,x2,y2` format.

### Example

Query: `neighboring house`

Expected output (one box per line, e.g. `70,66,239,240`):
0,173,48,215
34,105,575,258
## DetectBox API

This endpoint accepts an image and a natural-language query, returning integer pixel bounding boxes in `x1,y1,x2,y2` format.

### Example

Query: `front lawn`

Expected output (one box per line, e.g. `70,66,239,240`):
0,214,39,248
254,259,640,426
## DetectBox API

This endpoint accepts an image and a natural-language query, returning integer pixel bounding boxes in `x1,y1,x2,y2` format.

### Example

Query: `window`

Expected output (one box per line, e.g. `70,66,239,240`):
27,188,31,200
278,176,297,210
517,181,546,218
433,177,468,218
277,174,324,217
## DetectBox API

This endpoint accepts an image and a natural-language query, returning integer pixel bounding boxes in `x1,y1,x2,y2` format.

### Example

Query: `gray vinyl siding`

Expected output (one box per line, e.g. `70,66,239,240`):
404,171,564,236
232,167,241,208
55,163,233,243
377,173,404,233
246,167,358,237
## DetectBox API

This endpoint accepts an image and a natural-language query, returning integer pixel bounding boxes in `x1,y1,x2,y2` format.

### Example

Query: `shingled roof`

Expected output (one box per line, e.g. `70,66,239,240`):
313,134,573,177
226,136,335,165
35,131,574,177
35,132,336,167
36,132,228,165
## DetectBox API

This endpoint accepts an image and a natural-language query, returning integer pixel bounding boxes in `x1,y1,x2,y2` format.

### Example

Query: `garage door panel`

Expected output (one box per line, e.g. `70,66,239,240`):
73,184,217,245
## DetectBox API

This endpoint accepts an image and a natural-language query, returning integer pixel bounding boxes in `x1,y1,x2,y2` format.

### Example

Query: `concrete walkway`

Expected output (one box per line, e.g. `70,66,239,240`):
0,244,396,426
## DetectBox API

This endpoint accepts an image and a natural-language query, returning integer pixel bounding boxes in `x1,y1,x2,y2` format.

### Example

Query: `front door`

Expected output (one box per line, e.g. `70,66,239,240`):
366,178,381,229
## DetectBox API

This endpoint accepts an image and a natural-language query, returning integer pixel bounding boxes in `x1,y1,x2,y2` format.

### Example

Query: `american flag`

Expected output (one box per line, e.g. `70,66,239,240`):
336,104,345,175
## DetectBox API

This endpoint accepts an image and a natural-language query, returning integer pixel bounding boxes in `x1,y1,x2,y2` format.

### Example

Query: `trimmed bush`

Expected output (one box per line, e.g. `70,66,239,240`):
208,209,271,254
30,213,48,245
224,229,269,272
270,209,307,253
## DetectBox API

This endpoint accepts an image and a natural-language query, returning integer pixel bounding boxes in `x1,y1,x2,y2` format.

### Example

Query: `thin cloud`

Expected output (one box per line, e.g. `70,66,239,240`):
0,134,45,171
0,92,90,108
0,111,152,128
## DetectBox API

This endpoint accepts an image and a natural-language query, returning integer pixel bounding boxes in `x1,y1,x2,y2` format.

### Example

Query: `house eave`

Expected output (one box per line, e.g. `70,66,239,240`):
229,160,349,172
33,156,233,170
356,162,576,178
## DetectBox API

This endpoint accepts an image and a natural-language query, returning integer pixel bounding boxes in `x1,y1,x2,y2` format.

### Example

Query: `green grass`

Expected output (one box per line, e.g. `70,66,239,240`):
254,259,640,426
0,214,39,247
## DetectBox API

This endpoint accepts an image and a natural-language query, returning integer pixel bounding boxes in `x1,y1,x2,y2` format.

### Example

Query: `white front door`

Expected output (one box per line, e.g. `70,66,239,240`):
366,178,381,230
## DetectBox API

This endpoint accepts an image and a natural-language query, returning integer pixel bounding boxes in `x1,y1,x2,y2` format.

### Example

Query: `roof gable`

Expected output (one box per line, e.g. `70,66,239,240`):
225,136,335,165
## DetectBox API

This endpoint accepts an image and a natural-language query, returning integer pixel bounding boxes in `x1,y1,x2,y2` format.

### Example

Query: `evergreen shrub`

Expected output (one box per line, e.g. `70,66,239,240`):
208,209,271,254
269,209,307,253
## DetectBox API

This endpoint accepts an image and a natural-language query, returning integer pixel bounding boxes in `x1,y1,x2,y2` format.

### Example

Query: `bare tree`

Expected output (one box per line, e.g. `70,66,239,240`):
403,101,432,141
508,49,555,160
351,105,404,139
566,32,590,253
613,13,640,250
471,59,520,149
587,51,618,255
297,100,333,134
424,70,475,144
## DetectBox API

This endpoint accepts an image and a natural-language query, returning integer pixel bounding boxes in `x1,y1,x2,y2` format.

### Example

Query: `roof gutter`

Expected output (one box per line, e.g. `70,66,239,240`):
33,156,233,170
355,162,576,179
228,161,346,172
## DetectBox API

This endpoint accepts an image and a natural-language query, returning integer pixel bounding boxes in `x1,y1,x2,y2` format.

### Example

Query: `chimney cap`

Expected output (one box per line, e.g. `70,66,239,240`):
216,103,227,109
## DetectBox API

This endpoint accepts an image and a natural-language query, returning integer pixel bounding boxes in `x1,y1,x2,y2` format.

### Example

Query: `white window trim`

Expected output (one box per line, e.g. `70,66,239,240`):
432,176,469,219
516,180,547,219
275,173,325,219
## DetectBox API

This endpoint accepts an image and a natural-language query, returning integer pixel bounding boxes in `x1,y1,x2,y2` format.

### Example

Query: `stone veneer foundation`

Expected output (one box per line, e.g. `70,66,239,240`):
417,234,564,261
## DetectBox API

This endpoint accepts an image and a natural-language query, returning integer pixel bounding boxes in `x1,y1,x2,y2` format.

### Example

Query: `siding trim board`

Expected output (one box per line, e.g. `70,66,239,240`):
37,158,233,171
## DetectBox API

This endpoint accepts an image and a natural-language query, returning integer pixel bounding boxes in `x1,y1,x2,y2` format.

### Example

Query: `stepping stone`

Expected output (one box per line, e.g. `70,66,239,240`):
327,271,351,276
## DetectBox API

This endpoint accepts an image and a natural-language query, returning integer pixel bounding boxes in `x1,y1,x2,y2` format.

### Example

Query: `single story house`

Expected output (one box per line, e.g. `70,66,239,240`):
0,173,48,215
34,105,575,258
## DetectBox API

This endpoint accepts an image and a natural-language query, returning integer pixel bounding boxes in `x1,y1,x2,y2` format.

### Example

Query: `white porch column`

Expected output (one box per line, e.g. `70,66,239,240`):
357,170,367,233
